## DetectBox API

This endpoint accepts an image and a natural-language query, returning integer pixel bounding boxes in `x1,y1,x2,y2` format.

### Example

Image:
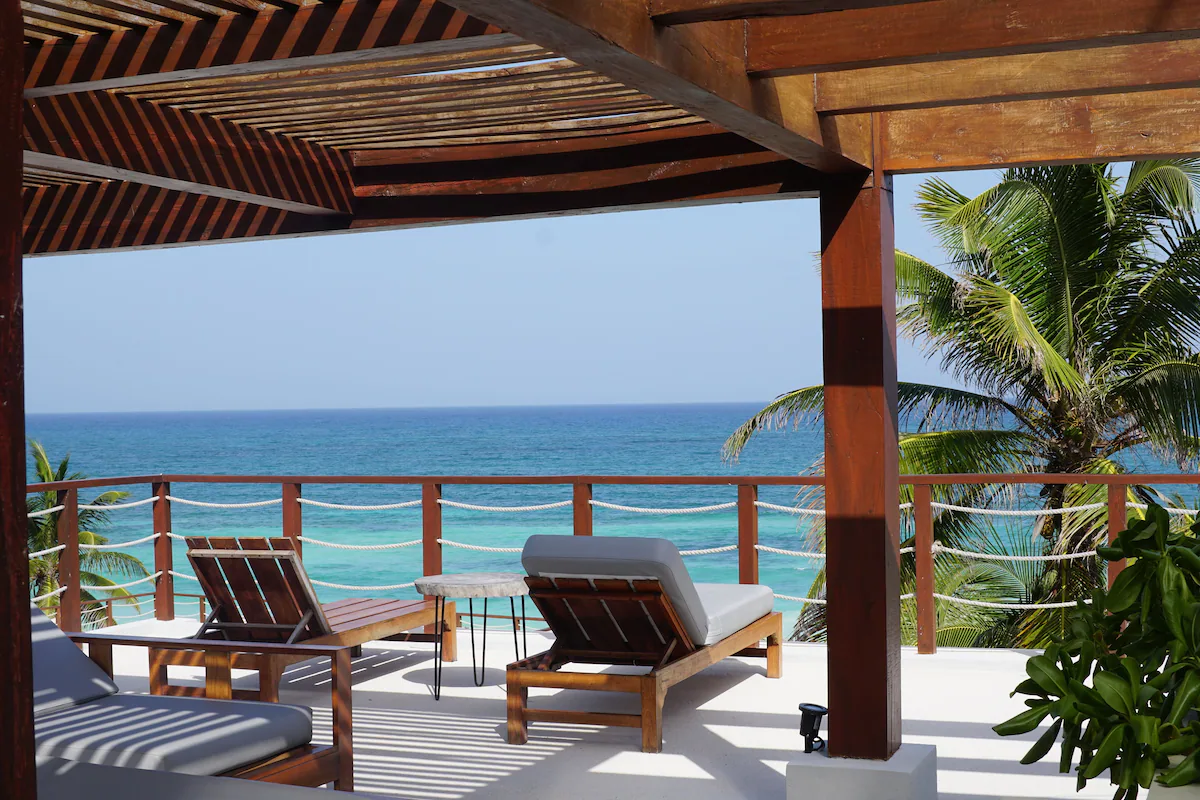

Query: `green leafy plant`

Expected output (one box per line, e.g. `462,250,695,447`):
994,503,1200,797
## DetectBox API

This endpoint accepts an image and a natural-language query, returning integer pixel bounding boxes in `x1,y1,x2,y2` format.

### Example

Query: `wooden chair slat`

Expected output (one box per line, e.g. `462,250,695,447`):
186,536,245,627
527,594,590,651
267,538,331,637
550,578,630,655
632,579,695,654
208,537,277,639
592,579,666,653
239,538,305,627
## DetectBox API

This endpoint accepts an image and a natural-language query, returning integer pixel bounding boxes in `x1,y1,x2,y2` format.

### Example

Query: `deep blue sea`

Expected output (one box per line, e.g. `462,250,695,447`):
27,404,826,629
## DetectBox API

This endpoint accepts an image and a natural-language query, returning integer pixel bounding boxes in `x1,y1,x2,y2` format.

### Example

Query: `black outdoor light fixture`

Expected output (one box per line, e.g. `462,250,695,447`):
798,703,828,753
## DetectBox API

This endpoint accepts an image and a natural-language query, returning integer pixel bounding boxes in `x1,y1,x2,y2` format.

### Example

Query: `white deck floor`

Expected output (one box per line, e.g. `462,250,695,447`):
101,619,1109,800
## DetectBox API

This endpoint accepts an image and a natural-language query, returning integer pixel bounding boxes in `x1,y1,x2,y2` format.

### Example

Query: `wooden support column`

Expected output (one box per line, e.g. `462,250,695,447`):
0,0,35,790
913,484,935,654
738,484,759,585
282,483,303,558
153,481,173,621
422,483,443,634
820,122,901,760
56,489,80,632
574,483,593,536
1107,482,1127,588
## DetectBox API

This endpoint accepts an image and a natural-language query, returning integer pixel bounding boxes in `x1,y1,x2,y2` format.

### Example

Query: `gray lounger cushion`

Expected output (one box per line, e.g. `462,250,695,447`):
30,604,119,717
521,535,773,647
35,693,313,776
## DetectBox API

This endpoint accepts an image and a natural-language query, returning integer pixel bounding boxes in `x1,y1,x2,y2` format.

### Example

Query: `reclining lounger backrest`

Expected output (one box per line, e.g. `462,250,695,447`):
521,535,710,646
29,604,119,717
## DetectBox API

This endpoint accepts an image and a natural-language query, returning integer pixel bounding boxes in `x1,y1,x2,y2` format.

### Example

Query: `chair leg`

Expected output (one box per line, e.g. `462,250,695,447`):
507,673,528,745
259,656,283,703
441,600,457,662
149,648,169,695
640,675,665,753
767,614,783,679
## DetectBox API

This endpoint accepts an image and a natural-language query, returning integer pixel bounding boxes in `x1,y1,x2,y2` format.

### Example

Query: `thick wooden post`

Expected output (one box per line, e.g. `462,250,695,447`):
574,483,593,536
738,484,759,585
57,489,81,632
913,484,936,654
423,483,443,578
0,2,35,790
282,483,303,558
1107,482,1127,588
153,481,174,620
820,135,901,761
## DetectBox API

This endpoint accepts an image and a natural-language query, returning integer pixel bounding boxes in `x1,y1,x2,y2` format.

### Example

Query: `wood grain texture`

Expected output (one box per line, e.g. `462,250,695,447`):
1107,483,1127,588
913,483,935,654
748,0,1200,75
737,484,758,584
55,488,80,632
820,120,901,759
880,88,1200,171
816,39,1200,113
24,0,503,93
443,0,866,169
153,481,173,621
650,0,935,25
0,0,33,791
572,482,592,536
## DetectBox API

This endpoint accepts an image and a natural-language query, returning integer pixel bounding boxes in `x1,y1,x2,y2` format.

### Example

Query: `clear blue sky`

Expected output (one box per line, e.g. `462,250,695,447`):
23,170,1002,413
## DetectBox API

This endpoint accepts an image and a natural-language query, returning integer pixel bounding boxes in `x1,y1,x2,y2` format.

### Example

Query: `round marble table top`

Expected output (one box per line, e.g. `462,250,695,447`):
414,572,529,598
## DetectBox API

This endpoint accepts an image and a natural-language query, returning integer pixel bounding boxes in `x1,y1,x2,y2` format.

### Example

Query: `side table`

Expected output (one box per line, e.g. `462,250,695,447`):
414,572,530,700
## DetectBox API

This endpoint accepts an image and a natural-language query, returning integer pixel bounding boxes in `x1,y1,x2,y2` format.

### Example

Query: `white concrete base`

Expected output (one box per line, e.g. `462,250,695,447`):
786,744,938,800
1149,781,1200,798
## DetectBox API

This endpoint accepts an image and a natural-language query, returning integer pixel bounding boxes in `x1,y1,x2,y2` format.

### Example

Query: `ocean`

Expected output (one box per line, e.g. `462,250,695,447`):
26,404,827,629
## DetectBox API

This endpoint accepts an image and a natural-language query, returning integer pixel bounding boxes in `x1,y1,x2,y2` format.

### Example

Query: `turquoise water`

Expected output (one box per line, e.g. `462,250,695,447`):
27,404,826,629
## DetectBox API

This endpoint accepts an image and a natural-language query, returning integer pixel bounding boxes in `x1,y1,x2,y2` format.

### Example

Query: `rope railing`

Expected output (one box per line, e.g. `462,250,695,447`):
590,500,737,514
27,505,65,519
79,571,162,592
309,578,417,591
439,499,572,512
79,533,161,551
79,496,159,511
930,500,1108,516
1129,502,1199,516
678,544,738,556
756,544,825,558
165,495,282,509
169,570,200,581
32,585,67,601
754,501,825,516
298,498,422,511
438,538,522,553
301,537,422,551
934,543,1097,562
932,593,1092,610
28,544,67,558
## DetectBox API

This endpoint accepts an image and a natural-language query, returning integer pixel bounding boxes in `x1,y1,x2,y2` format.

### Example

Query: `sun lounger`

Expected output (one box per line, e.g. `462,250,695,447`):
508,535,783,752
30,604,354,790
150,536,456,702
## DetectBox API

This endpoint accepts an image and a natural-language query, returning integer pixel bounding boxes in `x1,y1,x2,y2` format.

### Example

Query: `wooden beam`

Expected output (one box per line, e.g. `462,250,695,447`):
24,0,506,96
23,91,352,215
0,0,35,795
442,0,869,170
650,0,933,25
816,39,1200,113
880,88,1200,172
350,126,821,225
748,0,1200,75
21,180,345,255
821,117,901,760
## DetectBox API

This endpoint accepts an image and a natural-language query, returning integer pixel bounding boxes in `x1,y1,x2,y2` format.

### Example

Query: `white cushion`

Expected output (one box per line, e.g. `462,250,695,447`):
694,583,775,646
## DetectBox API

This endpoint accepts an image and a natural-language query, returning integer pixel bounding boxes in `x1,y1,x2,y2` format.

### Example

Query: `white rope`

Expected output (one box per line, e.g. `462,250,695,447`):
590,500,737,515
930,501,1107,516
301,537,422,551
438,538,522,553
679,544,738,556
309,578,417,591
169,570,200,581
32,586,67,601
1129,503,1200,516
439,499,572,512
755,544,826,559
166,495,282,509
900,593,915,601
899,503,913,511
166,532,187,540
934,543,1097,562
28,544,67,558
79,496,159,511
80,533,160,551
80,572,162,591
773,593,826,605
27,505,65,519
932,593,1092,610
753,501,826,516
298,498,422,511
899,546,915,555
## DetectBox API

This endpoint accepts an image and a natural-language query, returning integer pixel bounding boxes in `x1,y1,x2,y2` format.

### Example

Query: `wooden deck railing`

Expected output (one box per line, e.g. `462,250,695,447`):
26,472,1200,654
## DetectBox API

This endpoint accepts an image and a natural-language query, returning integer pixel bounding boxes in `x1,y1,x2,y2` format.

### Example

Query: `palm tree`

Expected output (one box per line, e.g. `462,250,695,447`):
27,440,149,628
727,161,1200,647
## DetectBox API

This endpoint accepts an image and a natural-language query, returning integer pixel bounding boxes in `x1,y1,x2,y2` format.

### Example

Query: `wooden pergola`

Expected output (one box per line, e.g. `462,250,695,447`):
4,0,1200,795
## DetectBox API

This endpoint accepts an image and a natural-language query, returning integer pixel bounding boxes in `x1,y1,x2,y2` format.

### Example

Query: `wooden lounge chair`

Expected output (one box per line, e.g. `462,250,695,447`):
31,605,354,791
508,535,783,753
150,536,456,702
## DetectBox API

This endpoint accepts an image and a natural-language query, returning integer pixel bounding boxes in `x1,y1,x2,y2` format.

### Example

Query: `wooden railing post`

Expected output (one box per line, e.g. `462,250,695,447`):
1107,482,1127,588
57,488,80,631
423,483,443,578
153,481,173,621
738,484,758,585
282,482,303,558
574,482,593,536
914,484,936,655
